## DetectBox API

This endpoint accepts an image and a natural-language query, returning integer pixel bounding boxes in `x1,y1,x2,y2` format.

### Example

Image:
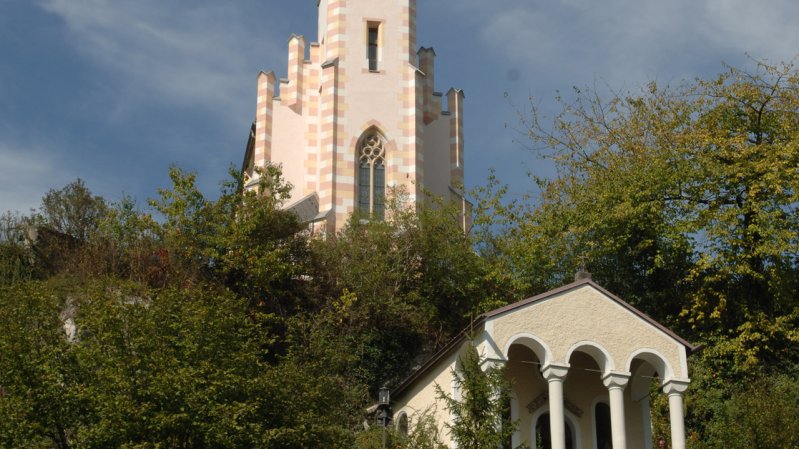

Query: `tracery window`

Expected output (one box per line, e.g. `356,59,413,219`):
358,132,386,219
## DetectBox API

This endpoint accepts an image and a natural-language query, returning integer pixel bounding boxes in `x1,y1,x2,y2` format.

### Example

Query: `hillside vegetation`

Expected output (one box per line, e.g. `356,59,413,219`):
2,62,798,448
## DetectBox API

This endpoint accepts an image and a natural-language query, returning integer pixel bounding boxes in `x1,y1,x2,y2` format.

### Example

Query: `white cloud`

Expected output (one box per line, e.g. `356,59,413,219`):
701,0,799,61
36,0,286,122
0,141,70,214
467,0,799,91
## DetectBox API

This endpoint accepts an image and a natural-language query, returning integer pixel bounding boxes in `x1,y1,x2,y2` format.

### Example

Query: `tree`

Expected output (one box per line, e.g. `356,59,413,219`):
436,343,523,449
0,281,80,449
39,179,108,243
0,211,35,285
0,165,370,449
354,409,446,449
479,61,799,337
149,165,311,314
473,60,799,448
309,190,515,389
704,375,799,449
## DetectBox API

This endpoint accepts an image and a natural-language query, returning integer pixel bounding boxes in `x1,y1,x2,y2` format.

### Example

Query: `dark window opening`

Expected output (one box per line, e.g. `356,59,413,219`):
595,403,612,449
368,26,379,71
535,413,574,449
398,414,409,437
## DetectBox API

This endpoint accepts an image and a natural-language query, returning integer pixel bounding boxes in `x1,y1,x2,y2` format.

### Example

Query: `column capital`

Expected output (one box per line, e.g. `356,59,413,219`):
602,371,631,389
662,378,690,396
480,358,507,372
541,363,570,381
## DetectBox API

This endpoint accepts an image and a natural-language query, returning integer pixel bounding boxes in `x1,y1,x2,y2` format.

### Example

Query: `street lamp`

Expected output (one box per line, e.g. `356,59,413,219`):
379,386,390,407
377,385,392,449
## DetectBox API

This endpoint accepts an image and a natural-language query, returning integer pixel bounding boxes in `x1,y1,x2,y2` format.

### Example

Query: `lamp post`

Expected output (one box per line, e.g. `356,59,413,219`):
378,386,391,449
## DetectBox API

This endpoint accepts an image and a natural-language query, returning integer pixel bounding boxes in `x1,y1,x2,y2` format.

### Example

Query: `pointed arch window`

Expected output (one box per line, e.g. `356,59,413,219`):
358,132,386,219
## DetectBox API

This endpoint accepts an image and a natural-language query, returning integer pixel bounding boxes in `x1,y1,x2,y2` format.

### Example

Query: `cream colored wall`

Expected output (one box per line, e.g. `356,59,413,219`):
393,344,466,447
423,116,452,199
340,1,418,194
343,2,406,75
491,285,687,379
271,103,308,201
317,0,328,46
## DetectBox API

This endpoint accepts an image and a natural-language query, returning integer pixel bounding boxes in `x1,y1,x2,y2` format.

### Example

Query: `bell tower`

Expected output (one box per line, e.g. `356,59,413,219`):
243,0,466,232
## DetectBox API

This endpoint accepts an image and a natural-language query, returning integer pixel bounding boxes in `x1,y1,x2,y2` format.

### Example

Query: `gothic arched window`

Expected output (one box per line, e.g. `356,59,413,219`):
358,132,386,219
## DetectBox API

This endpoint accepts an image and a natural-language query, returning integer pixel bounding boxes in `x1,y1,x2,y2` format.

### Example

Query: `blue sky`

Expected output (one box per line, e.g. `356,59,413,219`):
2,0,798,214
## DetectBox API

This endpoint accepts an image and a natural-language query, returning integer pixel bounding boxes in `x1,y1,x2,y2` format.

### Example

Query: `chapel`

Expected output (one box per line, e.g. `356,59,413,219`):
392,276,696,449
242,0,467,233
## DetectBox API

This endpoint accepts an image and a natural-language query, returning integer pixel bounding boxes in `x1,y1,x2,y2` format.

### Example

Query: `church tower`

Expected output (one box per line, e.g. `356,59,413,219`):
242,0,466,233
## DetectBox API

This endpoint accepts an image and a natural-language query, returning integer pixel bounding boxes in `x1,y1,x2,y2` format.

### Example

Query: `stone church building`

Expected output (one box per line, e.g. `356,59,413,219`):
244,2,695,449
242,0,466,233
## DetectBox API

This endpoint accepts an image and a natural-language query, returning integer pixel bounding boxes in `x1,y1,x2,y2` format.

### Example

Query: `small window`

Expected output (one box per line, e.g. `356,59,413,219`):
368,24,379,71
397,413,409,437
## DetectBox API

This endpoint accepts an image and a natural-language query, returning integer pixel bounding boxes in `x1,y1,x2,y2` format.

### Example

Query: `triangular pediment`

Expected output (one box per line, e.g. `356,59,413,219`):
393,278,695,399
484,279,694,351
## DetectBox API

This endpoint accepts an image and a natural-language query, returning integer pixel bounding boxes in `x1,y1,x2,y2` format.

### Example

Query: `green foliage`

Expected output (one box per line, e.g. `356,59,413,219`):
704,375,799,449
0,169,367,449
0,277,367,449
310,190,514,389
148,166,310,314
39,178,108,243
69,281,271,448
436,343,524,449
6,58,799,446
87,195,162,283
0,212,35,285
0,281,80,449
354,410,446,449
482,61,799,338
400,411,448,449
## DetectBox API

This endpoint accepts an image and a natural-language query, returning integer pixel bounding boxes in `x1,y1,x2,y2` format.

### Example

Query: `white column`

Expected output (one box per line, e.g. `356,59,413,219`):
640,396,653,449
511,393,521,449
602,371,631,449
542,363,570,449
662,379,690,449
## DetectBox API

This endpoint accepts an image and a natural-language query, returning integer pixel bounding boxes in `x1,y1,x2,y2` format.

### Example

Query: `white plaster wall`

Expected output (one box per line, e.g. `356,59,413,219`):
341,2,408,117
393,344,465,447
340,1,419,192
423,116,452,199
317,0,328,46
271,102,308,201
